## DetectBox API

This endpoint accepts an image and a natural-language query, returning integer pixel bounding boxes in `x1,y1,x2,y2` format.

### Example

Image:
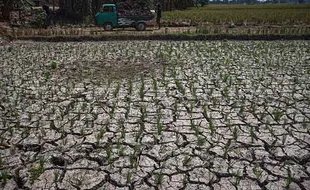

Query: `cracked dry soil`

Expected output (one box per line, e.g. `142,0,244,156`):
0,41,310,190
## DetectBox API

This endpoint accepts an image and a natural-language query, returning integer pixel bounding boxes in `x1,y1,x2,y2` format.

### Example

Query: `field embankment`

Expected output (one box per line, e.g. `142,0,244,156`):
1,4,310,42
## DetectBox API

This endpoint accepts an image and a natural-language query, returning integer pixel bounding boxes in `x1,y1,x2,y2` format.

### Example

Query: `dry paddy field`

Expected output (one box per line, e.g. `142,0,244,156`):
0,41,310,190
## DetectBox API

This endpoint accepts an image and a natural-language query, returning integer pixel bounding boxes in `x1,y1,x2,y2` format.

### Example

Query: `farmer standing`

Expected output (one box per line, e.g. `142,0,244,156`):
42,5,51,28
156,3,162,29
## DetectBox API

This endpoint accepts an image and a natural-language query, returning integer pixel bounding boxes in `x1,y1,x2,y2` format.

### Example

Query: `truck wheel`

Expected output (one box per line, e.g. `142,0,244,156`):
136,22,146,31
104,23,113,31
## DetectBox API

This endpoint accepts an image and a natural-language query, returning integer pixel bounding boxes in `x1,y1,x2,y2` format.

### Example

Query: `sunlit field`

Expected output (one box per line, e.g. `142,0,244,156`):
163,4,310,26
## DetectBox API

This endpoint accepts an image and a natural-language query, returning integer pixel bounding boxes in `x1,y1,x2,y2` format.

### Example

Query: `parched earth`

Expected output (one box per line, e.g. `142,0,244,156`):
0,41,310,190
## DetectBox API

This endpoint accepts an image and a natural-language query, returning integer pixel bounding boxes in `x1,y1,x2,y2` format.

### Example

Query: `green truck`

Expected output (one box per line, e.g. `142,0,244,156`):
95,4,154,31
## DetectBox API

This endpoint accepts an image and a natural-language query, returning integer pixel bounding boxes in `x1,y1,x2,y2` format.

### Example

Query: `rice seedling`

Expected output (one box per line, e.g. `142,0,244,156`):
197,136,206,147
285,168,293,189
140,75,145,101
53,171,59,183
0,171,8,185
233,170,242,186
175,79,186,95
155,172,164,186
29,157,45,184
105,143,112,164
253,164,263,179
273,109,283,122
96,127,105,145
126,171,133,184
182,156,192,167
233,127,239,141
152,73,158,98
51,60,57,70
209,118,215,136
157,117,163,136
113,82,121,98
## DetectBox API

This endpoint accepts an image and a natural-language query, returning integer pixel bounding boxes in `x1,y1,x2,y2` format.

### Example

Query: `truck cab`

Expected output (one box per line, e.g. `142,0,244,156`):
95,4,117,30
95,4,154,31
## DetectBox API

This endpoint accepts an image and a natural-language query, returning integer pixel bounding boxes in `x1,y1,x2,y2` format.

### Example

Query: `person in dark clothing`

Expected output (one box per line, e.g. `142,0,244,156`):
156,3,162,29
42,5,51,28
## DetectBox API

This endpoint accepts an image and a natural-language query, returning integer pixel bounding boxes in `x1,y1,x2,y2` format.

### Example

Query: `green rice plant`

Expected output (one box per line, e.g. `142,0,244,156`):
189,102,194,118
182,175,188,187
234,170,242,186
0,171,8,185
118,146,125,156
183,156,191,167
140,105,147,122
239,104,245,115
129,154,138,169
282,134,287,145
152,73,158,98
273,109,283,122
116,138,121,151
135,123,144,143
105,143,112,163
197,136,206,146
157,117,163,136
253,164,263,179
190,119,200,137
125,103,130,120
44,71,50,81
209,119,215,136
223,86,229,98
113,82,121,98
175,79,186,95
223,139,231,158
155,172,164,186
250,126,255,143
96,128,105,145
189,82,197,100
121,124,126,139
79,126,85,137
285,168,293,189
53,171,59,183
233,127,238,141
29,157,45,184
140,75,145,101
109,102,116,118
126,171,132,184
51,60,57,69
161,66,166,86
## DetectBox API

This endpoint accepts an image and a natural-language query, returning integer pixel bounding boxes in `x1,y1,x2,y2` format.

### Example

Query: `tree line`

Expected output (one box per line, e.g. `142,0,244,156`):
1,0,307,22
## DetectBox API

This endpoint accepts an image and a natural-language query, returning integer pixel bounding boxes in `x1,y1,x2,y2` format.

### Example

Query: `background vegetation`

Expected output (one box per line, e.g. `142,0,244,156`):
163,4,310,25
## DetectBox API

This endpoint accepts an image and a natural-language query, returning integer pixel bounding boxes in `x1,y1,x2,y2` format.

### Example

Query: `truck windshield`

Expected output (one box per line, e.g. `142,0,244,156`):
103,6,114,13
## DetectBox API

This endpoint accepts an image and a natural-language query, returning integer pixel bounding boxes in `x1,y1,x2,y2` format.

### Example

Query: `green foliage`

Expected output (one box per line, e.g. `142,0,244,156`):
157,117,163,136
106,144,112,163
209,119,215,135
197,136,206,146
0,171,8,185
163,4,310,26
152,73,158,98
183,156,191,167
155,172,164,186
29,157,45,184
273,109,283,122
175,80,186,95
126,171,132,184
253,164,263,179
140,75,145,101
44,71,50,80
113,82,121,98
51,60,57,69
